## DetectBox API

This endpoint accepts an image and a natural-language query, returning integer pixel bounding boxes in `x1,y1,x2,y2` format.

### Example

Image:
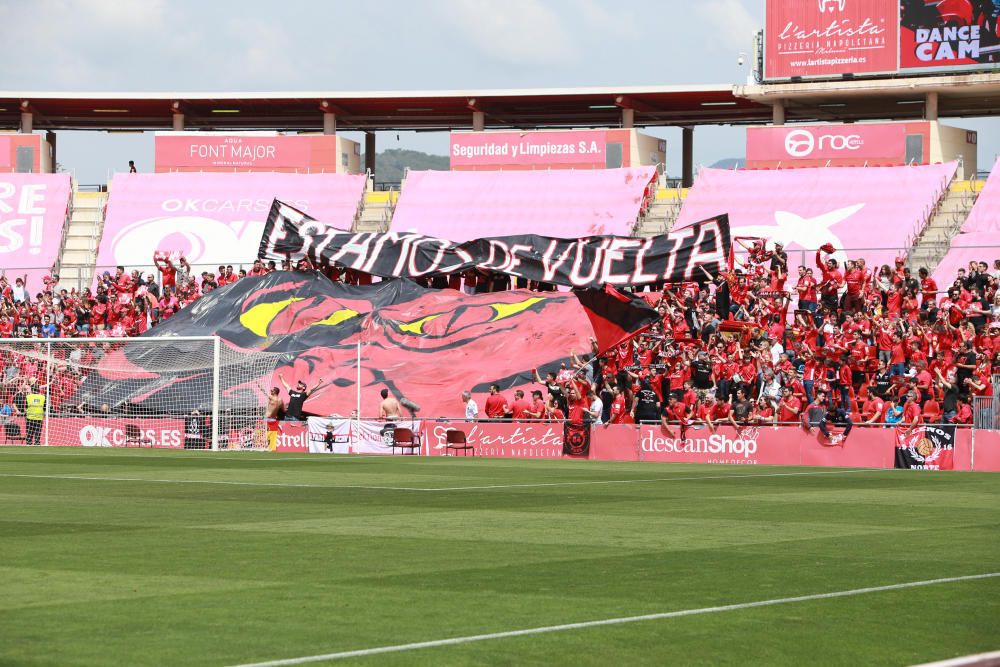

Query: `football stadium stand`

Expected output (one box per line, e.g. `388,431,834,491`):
934,158,1000,286
388,167,658,241
675,163,958,270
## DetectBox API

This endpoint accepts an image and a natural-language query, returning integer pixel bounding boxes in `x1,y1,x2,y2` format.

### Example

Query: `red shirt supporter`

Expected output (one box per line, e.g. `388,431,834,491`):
797,272,818,304
816,250,844,297
954,401,973,425
483,386,509,419
609,392,627,424
777,391,801,423
509,391,531,420
862,396,885,424
845,267,864,296
903,397,923,427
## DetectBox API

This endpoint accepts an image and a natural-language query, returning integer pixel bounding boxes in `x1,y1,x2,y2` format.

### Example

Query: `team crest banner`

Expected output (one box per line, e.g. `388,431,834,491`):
894,424,956,470
258,200,730,288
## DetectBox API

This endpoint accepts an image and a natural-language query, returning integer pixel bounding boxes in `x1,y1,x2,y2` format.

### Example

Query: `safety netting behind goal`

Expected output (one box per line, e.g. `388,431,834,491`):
0,337,283,450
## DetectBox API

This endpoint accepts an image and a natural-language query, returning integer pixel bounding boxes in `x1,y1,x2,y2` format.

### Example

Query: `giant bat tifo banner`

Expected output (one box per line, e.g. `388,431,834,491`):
258,200,731,288
94,173,365,273
0,174,71,287
77,271,659,419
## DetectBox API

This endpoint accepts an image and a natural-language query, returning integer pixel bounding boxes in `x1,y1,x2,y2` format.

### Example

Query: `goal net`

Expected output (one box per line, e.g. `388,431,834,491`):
0,337,284,450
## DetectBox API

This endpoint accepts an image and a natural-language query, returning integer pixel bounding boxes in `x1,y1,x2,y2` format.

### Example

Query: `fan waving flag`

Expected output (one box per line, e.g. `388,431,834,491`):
574,284,660,355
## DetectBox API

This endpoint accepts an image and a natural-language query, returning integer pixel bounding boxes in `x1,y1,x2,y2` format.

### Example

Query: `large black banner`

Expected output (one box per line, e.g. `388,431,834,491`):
258,200,730,288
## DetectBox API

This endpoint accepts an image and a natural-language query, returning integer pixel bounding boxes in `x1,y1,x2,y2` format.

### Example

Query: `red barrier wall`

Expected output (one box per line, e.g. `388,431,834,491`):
590,424,895,467
2,417,995,471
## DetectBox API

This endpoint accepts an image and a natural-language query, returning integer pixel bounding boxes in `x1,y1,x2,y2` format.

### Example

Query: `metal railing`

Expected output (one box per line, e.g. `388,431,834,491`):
973,375,1000,430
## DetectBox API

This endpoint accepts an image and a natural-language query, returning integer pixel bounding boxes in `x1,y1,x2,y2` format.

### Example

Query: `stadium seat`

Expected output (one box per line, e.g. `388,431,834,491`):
391,427,421,455
444,428,474,456
390,167,658,241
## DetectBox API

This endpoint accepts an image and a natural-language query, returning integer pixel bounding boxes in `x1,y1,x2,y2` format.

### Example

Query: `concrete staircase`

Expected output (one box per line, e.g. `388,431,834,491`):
353,190,398,233
907,180,981,273
635,177,687,237
56,188,107,292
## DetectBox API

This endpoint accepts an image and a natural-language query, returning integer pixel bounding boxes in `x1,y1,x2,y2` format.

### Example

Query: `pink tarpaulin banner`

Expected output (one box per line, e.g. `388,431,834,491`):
934,158,1000,286
390,167,657,241
676,163,956,270
746,124,907,163
95,172,366,272
450,130,606,168
0,173,71,287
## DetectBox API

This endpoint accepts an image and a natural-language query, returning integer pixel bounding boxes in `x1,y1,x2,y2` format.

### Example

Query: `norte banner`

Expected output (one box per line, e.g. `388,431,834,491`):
258,200,731,287
764,0,899,80
900,0,1000,73
894,424,956,470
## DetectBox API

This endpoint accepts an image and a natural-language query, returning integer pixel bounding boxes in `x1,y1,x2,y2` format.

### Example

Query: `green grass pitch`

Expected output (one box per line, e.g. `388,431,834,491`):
1,447,998,666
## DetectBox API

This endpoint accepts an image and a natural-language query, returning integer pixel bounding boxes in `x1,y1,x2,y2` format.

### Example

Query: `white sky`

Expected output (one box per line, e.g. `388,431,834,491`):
1,0,997,183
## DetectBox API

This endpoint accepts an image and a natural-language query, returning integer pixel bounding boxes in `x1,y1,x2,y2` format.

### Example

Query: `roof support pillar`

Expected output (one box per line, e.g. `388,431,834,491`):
925,92,939,121
172,112,185,131
622,107,634,129
19,110,32,133
472,110,485,132
772,100,785,126
45,131,56,173
323,112,336,135
681,126,694,189
364,131,376,175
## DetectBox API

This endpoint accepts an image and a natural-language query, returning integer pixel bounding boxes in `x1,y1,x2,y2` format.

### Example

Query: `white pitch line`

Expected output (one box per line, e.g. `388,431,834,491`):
911,650,1000,667
228,572,1000,666
0,473,423,491
0,468,880,492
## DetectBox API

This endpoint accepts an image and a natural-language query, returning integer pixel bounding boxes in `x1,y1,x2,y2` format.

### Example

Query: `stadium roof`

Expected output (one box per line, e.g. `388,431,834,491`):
0,86,771,131
737,71,1000,122
3,74,999,133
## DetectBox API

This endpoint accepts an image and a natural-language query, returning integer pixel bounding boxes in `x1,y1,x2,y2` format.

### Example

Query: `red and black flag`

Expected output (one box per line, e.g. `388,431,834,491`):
573,284,660,355
894,424,956,470
563,421,591,457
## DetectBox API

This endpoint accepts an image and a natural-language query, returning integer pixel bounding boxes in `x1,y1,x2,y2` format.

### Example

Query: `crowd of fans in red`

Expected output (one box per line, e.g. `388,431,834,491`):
509,243,999,437
2,243,998,432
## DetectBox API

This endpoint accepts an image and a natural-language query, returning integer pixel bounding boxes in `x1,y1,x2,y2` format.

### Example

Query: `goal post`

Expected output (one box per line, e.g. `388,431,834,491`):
0,336,283,450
